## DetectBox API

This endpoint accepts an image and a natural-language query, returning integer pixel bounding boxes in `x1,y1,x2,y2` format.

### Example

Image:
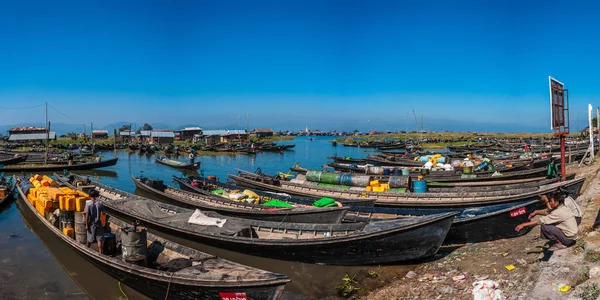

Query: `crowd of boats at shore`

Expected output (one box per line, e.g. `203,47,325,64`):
0,138,595,299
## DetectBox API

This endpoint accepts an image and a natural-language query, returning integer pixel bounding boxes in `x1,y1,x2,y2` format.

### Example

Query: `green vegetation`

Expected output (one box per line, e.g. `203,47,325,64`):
335,274,361,298
584,249,600,263
251,135,295,143
367,270,379,278
575,267,591,286
578,283,600,300
574,240,587,255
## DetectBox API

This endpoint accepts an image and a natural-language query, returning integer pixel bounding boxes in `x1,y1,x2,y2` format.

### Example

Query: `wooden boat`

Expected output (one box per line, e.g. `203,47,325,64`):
174,176,545,244
228,172,585,208
307,163,552,183
172,176,376,207
0,157,118,172
0,176,15,207
155,156,200,170
130,175,348,224
344,199,541,244
15,176,289,300
0,154,28,166
56,174,457,265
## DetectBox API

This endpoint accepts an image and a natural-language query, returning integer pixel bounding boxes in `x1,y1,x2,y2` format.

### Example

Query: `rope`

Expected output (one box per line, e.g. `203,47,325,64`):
164,273,173,300
0,104,45,109
274,207,292,229
118,281,129,299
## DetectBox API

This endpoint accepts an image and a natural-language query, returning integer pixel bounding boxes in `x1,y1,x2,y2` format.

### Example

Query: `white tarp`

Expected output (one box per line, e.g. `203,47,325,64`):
187,209,227,227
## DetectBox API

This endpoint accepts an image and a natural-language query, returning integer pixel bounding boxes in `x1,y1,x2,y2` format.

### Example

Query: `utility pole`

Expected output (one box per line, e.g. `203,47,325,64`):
231,114,241,144
44,102,49,164
91,122,94,154
412,110,418,143
597,107,600,145
405,112,408,137
246,113,250,143
421,114,424,142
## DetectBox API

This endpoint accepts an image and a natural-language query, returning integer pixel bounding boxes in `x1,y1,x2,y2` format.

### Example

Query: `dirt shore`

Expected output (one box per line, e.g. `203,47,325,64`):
328,160,600,300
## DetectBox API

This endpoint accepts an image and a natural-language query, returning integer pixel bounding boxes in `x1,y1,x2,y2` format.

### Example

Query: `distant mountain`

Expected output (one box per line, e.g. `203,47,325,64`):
0,118,554,136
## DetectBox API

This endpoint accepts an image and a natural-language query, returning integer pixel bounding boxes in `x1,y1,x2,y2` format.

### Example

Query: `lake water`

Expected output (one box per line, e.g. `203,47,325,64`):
0,136,414,299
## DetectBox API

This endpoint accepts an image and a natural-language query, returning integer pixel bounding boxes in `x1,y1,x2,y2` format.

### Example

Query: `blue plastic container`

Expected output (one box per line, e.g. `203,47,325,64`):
392,168,401,176
383,168,391,175
412,180,427,193
401,168,410,176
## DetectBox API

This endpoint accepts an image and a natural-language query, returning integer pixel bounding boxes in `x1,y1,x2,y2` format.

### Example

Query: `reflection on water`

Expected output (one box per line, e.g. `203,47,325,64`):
0,137,415,299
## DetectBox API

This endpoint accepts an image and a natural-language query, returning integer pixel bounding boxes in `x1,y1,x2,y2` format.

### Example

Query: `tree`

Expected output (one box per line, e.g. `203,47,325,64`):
136,123,153,134
119,124,131,132
66,132,78,140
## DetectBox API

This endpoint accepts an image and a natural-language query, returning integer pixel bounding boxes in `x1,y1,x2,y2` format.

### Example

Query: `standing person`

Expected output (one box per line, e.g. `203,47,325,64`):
529,190,583,225
547,157,559,179
67,152,74,166
516,190,578,251
84,190,105,254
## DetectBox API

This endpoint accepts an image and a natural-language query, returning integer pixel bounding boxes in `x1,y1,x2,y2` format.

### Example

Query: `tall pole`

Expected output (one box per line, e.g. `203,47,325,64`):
597,107,600,147
421,114,424,142
246,113,250,143
588,104,594,161
405,112,408,138
44,102,49,164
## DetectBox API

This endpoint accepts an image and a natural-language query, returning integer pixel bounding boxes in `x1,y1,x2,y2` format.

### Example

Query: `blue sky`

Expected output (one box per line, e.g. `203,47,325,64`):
1,0,599,132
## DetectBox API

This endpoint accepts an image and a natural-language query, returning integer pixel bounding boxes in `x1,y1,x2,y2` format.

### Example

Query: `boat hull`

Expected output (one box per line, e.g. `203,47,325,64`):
16,177,288,300
133,177,347,224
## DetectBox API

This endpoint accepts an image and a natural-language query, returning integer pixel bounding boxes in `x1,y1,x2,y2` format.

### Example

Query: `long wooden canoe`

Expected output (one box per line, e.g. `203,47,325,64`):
228,173,585,208
130,176,348,224
57,174,457,265
155,157,201,170
16,176,289,300
0,157,118,172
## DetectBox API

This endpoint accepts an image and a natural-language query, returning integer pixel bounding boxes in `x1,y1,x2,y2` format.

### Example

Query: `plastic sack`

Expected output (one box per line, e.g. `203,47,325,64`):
472,280,505,300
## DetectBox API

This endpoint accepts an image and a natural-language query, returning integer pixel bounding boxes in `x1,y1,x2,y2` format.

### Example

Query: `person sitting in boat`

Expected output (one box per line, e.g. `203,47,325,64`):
529,189,582,225
189,152,195,164
515,190,578,251
84,190,106,254
67,152,74,166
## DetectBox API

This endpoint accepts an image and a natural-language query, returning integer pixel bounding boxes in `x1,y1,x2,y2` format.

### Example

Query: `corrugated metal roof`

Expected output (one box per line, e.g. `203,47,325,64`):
9,132,56,141
202,130,247,136
181,127,202,131
119,131,136,136
140,131,151,136
151,131,175,138
92,130,108,133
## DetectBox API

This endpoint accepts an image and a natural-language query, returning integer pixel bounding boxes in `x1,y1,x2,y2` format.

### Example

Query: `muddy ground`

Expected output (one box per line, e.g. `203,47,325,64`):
325,161,600,300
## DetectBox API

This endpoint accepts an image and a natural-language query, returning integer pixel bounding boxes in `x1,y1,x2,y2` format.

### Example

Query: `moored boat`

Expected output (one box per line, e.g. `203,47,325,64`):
155,156,201,170
56,174,457,265
0,157,118,172
130,175,348,224
228,172,585,208
0,154,28,165
15,175,290,300
0,176,15,207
